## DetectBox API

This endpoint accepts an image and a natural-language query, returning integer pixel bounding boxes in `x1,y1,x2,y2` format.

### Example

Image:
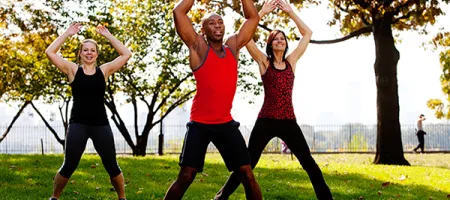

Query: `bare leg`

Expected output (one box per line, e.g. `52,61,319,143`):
164,166,197,200
51,173,69,199
111,172,125,199
239,165,262,200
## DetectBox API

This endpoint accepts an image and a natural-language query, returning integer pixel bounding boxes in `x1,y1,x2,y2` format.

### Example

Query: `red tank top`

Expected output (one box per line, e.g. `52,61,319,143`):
258,61,296,119
190,45,237,124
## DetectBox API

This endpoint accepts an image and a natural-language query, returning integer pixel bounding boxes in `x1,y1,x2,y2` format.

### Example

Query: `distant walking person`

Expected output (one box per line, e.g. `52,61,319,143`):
413,114,426,153
45,23,131,200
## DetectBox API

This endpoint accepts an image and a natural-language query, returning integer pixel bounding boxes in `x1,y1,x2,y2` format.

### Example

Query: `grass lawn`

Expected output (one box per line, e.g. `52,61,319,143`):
0,153,449,200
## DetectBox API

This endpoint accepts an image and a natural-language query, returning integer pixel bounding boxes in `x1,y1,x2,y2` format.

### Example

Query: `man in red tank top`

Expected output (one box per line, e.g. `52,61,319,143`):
164,0,262,199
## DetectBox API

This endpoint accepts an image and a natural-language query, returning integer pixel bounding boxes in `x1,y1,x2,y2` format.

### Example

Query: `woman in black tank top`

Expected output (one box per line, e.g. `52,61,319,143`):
45,23,131,200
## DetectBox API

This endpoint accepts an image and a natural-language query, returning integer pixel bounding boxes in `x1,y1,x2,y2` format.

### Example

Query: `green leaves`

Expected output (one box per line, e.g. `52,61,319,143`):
427,31,450,119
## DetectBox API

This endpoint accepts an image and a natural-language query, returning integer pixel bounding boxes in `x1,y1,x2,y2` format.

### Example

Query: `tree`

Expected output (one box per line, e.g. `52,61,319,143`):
0,0,94,146
427,31,450,119
100,0,261,156
1,0,262,156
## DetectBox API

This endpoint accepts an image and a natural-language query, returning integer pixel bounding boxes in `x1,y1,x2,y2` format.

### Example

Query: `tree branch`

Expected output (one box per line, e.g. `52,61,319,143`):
154,75,190,112
123,73,151,106
360,13,371,26
393,1,410,15
131,95,139,140
339,5,350,13
58,100,67,128
152,89,196,127
339,4,358,14
393,11,412,24
259,24,373,44
64,98,70,133
0,101,30,143
30,101,64,145
105,100,136,149
149,86,160,112
352,0,370,9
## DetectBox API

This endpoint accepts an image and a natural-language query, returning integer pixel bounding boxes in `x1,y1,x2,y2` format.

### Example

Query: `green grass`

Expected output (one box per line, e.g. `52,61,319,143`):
1,153,449,200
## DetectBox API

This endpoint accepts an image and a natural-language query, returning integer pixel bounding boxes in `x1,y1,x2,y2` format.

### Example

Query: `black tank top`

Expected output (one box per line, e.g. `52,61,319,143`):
69,66,109,125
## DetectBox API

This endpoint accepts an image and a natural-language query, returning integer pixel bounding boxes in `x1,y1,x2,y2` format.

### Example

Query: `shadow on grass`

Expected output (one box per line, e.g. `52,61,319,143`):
0,154,448,200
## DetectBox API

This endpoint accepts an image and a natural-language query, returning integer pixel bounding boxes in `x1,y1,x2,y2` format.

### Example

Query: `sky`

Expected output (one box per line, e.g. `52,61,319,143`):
1,1,449,126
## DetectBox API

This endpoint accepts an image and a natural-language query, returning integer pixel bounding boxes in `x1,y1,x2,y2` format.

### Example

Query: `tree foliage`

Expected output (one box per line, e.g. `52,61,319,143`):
427,31,450,119
1,0,264,155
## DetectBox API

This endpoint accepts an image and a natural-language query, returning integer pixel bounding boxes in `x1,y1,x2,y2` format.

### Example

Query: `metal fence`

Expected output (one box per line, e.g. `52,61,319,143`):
1,123,449,154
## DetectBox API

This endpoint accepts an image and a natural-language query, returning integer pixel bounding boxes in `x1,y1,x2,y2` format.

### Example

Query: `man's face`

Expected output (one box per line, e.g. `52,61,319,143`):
201,14,225,42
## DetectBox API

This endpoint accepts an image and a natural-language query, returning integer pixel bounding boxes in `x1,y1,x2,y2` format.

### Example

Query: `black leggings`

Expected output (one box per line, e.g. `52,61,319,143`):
58,123,121,178
218,118,332,199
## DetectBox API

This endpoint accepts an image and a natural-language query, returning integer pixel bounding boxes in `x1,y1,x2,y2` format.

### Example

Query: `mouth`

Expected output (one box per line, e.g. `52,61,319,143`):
85,56,94,60
213,31,223,37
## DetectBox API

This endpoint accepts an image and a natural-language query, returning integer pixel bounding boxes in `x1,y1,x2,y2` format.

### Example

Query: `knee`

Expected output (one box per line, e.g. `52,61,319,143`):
177,167,197,185
105,163,122,178
299,157,319,170
58,162,76,178
238,165,256,183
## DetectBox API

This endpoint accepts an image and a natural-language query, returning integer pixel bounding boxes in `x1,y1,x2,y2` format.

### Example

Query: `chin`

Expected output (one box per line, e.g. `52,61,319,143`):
83,60,97,65
209,35,224,42
273,48,285,52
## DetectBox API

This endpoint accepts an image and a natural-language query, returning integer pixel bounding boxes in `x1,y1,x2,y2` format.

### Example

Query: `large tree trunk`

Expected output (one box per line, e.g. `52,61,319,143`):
134,136,149,156
0,101,30,143
372,16,410,165
133,122,155,156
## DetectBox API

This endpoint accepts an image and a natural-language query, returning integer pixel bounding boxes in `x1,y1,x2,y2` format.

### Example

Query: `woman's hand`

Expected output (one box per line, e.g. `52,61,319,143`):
65,23,82,36
260,0,277,15
96,25,113,38
277,0,293,13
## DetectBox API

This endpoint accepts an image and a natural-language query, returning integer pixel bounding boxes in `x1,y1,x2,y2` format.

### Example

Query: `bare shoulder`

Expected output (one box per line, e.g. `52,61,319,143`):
225,35,238,57
189,35,209,70
68,62,79,76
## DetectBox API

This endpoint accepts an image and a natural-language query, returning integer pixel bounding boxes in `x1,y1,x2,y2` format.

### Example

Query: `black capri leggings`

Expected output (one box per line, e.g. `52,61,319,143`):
58,123,121,178
218,118,332,200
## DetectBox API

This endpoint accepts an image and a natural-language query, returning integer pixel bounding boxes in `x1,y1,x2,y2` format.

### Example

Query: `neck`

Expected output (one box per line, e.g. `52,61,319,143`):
82,63,96,70
273,51,284,64
207,39,223,52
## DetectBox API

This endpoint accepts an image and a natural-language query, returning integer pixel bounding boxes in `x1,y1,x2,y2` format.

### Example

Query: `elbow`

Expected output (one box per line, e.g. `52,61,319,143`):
255,15,260,22
124,49,132,60
246,12,260,21
303,29,312,37
45,48,52,57
173,5,184,17
172,8,179,18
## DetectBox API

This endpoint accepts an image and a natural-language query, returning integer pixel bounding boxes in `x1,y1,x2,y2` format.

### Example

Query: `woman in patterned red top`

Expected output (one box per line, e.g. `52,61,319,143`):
215,0,332,199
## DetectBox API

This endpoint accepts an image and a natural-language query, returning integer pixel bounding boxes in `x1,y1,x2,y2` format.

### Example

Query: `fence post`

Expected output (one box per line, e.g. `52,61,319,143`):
158,119,164,155
349,125,352,151
312,131,316,151
41,138,44,155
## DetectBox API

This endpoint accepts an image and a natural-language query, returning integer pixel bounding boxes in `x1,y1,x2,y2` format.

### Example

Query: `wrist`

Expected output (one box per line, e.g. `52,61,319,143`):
258,11,267,18
287,10,295,16
103,34,114,40
62,32,73,37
